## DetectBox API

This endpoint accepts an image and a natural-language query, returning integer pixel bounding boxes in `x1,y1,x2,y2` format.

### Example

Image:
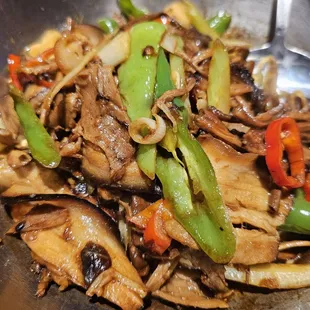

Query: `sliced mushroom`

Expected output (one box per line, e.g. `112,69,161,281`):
7,204,69,234
5,195,146,310
179,249,228,293
7,150,32,168
153,269,228,309
146,257,179,291
0,154,67,196
81,241,112,287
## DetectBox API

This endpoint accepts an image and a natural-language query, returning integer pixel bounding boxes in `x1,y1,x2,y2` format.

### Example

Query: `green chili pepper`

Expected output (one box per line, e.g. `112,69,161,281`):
155,48,236,263
183,0,219,40
118,0,146,19
98,18,119,34
156,48,183,108
208,11,231,35
176,123,236,262
118,22,166,180
169,38,185,89
208,39,231,114
156,153,235,263
9,85,61,168
280,189,310,234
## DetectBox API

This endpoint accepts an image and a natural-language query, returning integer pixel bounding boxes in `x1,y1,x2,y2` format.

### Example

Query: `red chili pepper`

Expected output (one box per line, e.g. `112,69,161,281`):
143,206,172,255
266,117,305,188
303,173,310,202
37,79,54,88
7,54,22,90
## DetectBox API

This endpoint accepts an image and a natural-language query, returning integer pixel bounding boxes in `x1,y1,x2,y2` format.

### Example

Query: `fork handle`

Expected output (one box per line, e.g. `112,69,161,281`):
274,0,292,40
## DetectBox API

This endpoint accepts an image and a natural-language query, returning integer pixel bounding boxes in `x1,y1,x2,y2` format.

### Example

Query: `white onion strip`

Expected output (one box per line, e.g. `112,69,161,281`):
129,114,166,145
40,30,120,124
279,240,310,251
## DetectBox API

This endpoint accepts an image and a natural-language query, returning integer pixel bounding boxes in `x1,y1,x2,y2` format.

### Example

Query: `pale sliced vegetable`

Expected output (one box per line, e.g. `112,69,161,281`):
279,240,310,251
208,39,231,114
160,33,179,54
225,264,310,289
164,1,191,29
221,38,252,48
253,55,278,97
129,115,166,144
183,0,219,40
97,31,130,66
169,37,185,89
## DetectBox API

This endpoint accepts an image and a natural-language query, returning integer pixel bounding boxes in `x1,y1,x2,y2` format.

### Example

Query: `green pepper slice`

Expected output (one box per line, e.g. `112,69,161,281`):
98,18,119,34
9,85,61,168
155,47,235,263
280,189,310,234
208,11,231,35
118,22,166,180
118,0,146,19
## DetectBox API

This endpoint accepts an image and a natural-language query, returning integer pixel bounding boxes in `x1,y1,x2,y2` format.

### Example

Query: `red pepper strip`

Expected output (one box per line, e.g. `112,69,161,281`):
25,48,54,67
37,79,54,88
144,206,172,255
303,173,310,202
130,199,173,254
266,117,305,188
7,54,22,90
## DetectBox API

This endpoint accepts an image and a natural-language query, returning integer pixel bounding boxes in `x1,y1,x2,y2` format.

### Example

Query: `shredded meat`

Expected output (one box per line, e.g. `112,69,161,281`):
230,63,265,111
64,92,82,129
242,129,266,155
20,62,58,75
179,249,228,293
152,269,228,309
199,135,292,237
128,244,149,277
59,136,82,158
231,229,279,265
0,82,22,145
97,65,124,110
79,62,135,181
146,257,179,291
195,109,242,148
24,84,49,112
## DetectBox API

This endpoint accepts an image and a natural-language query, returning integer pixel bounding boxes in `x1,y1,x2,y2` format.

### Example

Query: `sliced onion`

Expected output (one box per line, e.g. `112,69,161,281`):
129,114,166,145
72,24,104,47
54,36,84,74
225,264,310,289
279,240,310,251
160,33,179,54
97,31,130,66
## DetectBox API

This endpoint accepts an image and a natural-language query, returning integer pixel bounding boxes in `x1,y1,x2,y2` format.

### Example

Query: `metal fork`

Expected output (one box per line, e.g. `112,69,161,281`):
248,0,310,98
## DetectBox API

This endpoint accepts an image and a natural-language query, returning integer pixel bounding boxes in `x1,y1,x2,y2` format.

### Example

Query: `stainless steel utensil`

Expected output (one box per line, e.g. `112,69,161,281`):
249,0,310,97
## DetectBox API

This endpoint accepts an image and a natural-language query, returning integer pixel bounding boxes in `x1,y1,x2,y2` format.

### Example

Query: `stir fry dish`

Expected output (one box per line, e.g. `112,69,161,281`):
2,0,310,309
